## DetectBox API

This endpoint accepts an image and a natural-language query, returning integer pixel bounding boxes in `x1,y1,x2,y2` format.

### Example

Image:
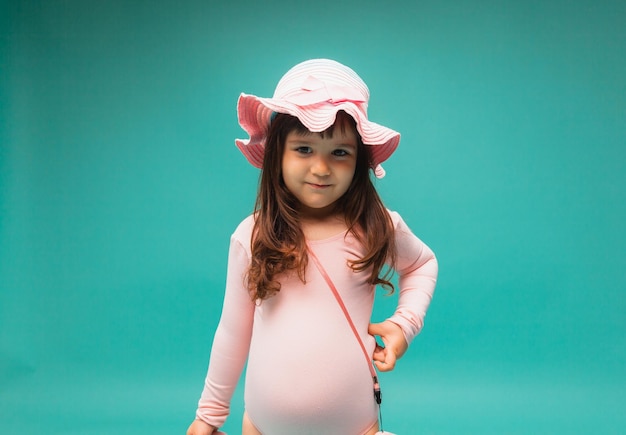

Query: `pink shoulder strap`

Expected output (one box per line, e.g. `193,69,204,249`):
307,247,382,405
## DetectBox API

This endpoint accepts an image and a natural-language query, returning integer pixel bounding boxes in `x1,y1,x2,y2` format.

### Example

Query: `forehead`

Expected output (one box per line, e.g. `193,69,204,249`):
286,126,358,146
287,113,359,142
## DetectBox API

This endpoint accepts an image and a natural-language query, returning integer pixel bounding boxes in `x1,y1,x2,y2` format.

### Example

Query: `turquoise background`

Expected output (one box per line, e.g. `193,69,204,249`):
1,1,625,434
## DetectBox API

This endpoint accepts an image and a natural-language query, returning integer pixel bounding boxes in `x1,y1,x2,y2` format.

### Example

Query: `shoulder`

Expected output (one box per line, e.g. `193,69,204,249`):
232,213,255,242
386,208,409,232
387,208,431,251
230,214,255,255
386,209,437,266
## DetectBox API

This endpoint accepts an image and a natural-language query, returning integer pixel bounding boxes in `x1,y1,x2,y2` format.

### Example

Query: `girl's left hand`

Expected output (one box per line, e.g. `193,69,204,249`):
368,321,408,372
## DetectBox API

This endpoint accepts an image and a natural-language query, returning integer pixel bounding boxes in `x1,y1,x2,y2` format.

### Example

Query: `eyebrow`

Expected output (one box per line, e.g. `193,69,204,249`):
335,143,357,149
286,139,357,150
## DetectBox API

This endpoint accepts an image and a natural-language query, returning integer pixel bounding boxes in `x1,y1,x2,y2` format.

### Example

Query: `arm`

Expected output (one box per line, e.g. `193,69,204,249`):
370,212,438,371
192,236,255,429
388,213,438,344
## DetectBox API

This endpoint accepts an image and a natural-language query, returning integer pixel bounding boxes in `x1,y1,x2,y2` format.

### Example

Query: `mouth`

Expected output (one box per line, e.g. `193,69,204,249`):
306,182,331,189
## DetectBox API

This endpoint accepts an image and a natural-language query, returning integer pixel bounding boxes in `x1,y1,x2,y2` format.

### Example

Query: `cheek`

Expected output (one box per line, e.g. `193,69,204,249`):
280,156,291,182
342,163,357,185
280,164,298,191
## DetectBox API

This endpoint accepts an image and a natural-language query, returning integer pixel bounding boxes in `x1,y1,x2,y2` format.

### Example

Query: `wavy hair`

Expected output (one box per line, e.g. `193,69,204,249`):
247,111,396,301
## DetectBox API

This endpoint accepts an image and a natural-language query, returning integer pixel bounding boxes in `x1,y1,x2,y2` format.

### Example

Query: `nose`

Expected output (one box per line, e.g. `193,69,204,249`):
311,155,331,177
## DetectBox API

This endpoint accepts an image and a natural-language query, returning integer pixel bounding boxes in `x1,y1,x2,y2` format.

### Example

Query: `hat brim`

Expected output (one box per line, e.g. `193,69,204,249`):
235,93,400,177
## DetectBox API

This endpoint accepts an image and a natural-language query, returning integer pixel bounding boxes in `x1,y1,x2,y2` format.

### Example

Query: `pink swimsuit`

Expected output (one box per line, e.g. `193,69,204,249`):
195,211,437,434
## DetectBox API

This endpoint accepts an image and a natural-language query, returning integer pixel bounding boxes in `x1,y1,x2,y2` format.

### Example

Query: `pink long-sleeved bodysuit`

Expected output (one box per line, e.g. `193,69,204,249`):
195,211,437,435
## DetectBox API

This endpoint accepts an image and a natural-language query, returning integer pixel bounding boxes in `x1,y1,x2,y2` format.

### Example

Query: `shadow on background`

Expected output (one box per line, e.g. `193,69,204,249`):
1,1,624,433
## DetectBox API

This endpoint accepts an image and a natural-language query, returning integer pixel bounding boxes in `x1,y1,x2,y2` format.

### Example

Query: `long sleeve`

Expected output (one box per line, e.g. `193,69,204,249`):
195,234,255,428
387,211,438,344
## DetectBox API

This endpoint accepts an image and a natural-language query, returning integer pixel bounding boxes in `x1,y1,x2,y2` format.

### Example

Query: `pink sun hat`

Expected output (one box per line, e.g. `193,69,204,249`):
235,59,400,178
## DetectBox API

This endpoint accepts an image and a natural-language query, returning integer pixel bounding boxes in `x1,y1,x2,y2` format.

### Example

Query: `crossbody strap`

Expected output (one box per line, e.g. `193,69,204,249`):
307,247,382,405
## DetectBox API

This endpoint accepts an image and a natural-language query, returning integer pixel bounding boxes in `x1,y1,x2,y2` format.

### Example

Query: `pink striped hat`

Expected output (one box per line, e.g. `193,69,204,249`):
235,59,400,178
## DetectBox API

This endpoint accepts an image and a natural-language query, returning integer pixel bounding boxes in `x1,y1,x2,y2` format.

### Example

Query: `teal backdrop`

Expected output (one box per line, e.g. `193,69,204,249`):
1,1,625,434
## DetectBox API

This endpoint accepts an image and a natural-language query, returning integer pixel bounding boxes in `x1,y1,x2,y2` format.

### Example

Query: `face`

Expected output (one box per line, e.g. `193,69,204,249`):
281,121,358,219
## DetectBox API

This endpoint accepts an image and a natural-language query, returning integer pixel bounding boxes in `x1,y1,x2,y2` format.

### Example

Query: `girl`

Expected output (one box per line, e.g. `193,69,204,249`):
187,59,437,435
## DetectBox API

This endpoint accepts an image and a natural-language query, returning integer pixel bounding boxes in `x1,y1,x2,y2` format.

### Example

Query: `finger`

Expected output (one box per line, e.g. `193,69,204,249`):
368,322,383,336
374,357,396,372
369,322,391,349
372,344,386,362
374,358,394,372
375,345,398,372
385,347,397,367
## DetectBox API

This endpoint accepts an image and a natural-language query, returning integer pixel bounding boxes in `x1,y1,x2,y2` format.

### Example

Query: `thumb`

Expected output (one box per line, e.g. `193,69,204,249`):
368,322,384,337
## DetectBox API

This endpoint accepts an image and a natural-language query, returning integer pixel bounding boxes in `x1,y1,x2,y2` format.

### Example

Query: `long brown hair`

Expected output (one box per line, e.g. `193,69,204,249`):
247,111,396,301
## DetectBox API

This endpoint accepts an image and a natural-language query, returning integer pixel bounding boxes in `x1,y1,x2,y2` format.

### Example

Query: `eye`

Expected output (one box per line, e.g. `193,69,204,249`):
332,149,351,157
295,146,313,154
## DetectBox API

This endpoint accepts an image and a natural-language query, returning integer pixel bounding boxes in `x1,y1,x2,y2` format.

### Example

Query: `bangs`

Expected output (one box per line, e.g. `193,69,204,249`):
276,111,359,140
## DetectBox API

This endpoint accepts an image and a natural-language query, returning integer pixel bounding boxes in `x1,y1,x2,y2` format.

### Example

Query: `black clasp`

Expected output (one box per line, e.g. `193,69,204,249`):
373,376,382,404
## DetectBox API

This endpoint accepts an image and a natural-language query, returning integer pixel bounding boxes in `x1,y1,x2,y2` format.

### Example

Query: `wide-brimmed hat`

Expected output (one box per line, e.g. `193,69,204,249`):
235,59,400,178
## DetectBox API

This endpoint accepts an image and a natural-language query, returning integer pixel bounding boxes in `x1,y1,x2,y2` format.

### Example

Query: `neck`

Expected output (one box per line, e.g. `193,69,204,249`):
298,207,347,241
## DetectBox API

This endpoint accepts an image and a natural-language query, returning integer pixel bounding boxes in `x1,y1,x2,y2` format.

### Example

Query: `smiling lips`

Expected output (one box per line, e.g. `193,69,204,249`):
306,182,332,189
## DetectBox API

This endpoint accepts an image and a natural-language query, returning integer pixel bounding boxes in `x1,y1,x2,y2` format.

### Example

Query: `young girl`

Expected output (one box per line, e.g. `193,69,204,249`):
187,59,438,435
